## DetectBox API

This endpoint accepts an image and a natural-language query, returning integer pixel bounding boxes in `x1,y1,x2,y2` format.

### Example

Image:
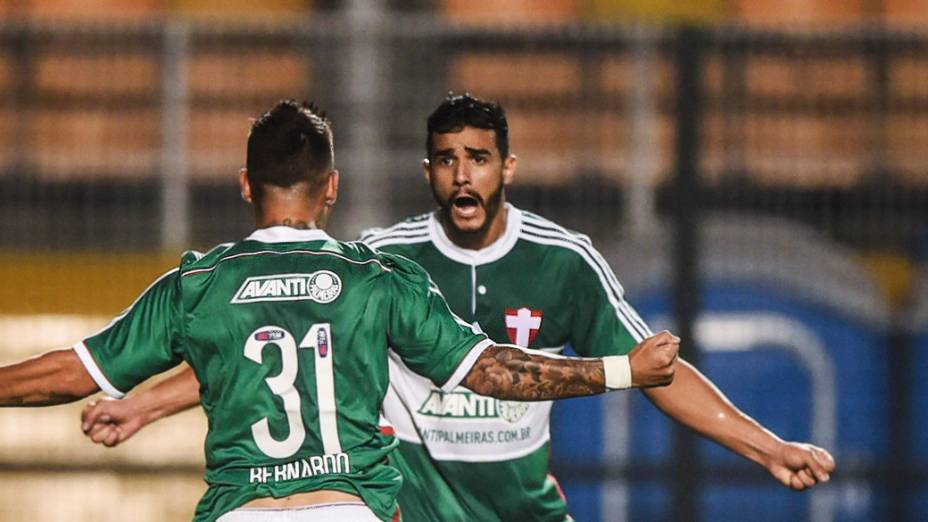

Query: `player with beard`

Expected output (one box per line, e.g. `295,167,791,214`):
79,94,834,521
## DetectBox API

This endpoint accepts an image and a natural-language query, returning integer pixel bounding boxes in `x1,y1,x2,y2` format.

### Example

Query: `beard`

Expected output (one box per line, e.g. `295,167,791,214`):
433,178,505,237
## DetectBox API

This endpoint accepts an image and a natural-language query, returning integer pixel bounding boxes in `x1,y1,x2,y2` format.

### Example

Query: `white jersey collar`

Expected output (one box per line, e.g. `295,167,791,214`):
245,226,331,244
428,203,522,266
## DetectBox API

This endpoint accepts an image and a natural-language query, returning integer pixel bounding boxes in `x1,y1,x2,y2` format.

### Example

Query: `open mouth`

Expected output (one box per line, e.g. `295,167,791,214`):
451,194,481,218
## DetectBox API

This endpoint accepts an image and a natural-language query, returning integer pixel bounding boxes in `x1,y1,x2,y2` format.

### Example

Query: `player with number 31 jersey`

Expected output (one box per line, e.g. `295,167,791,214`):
76,229,492,521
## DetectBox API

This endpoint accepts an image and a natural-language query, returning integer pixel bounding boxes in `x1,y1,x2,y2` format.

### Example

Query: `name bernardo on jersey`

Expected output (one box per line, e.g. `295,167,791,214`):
231,271,342,304
249,452,351,484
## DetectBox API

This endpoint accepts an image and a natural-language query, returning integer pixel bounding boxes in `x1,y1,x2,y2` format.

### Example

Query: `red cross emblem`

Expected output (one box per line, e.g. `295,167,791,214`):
505,307,543,347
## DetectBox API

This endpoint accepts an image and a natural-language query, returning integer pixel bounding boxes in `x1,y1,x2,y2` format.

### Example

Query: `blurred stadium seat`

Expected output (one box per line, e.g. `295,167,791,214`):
17,41,161,180
22,0,162,20
743,114,870,188
744,56,869,99
188,51,309,99
441,0,579,25
30,108,160,179
34,53,159,96
448,53,581,99
717,52,873,188
883,0,928,26
171,0,310,20
731,0,869,26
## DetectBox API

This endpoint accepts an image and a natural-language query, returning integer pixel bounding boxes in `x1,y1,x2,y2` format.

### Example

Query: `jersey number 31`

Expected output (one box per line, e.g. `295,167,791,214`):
244,324,341,459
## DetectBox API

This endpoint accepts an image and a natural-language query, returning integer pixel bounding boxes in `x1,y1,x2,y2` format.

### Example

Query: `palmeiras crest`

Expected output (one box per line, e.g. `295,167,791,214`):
504,307,542,347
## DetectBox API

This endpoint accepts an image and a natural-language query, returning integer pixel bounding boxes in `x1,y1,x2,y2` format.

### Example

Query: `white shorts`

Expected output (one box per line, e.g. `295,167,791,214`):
216,502,381,522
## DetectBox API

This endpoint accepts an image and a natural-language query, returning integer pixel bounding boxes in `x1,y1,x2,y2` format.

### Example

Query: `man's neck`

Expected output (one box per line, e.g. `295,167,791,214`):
440,204,509,251
254,198,325,230
259,217,318,230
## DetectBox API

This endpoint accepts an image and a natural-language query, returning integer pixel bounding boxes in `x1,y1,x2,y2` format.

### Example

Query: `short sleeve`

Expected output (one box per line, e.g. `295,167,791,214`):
73,268,185,398
383,254,491,391
569,248,653,357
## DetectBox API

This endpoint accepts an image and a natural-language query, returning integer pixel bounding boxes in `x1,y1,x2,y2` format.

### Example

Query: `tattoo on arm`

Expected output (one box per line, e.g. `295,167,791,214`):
463,346,606,401
5,392,80,407
0,349,99,407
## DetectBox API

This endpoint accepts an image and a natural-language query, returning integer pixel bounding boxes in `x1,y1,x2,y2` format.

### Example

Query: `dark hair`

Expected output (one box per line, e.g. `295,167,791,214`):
426,93,509,159
246,100,334,199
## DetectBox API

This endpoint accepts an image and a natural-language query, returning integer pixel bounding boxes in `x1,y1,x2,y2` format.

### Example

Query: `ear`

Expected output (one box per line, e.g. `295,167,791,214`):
324,170,339,206
501,154,517,187
422,158,432,185
239,168,253,204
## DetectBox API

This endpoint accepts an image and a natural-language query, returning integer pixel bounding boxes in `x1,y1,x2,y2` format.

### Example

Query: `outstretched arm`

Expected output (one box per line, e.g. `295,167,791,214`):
463,331,679,400
643,360,835,490
82,333,675,444
0,349,99,406
81,366,200,447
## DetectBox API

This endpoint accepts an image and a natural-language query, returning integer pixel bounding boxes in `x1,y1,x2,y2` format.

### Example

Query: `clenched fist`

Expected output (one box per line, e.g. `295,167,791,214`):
81,397,142,447
767,441,835,491
629,330,679,388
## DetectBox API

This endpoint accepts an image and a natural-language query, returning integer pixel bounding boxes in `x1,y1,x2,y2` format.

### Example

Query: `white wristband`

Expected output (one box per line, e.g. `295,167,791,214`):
603,355,632,390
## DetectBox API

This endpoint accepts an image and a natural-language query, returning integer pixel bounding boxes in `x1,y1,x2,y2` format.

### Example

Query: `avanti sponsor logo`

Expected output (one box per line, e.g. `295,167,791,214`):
417,390,528,423
231,271,342,304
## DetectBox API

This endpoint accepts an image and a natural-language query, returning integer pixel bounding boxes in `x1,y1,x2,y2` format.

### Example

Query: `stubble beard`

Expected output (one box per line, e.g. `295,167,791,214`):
434,179,505,242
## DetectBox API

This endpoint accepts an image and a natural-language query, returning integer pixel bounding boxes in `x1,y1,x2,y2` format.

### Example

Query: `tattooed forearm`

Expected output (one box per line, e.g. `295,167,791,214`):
462,346,606,401
1,393,81,407
0,349,99,407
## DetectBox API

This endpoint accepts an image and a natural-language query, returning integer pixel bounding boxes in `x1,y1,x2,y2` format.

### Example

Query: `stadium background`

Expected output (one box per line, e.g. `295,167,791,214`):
0,0,926,520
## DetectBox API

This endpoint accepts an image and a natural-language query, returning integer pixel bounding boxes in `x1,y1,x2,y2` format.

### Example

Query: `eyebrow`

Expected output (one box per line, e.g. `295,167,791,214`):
464,147,492,157
432,146,494,158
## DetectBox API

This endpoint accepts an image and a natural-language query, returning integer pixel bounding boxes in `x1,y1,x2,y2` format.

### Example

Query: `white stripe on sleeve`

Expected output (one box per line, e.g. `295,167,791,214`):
72,342,125,399
440,338,494,392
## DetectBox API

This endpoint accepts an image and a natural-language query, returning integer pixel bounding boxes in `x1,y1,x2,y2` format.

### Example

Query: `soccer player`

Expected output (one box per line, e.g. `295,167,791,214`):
365,94,834,520
0,100,682,522
80,95,835,520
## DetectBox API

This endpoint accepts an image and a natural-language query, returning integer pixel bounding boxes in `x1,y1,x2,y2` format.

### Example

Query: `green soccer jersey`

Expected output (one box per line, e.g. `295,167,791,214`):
72,226,492,522
361,204,652,522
